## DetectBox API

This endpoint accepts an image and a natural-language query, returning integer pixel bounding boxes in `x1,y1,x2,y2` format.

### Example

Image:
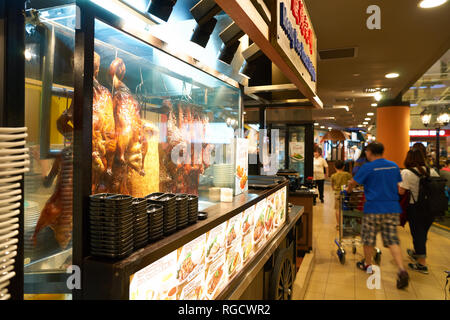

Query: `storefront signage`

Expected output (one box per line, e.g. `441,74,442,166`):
129,187,287,300
409,130,449,137
272,0,317,94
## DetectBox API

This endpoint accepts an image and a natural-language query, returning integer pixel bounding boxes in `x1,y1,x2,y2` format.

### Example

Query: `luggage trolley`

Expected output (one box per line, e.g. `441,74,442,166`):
334,188,381,264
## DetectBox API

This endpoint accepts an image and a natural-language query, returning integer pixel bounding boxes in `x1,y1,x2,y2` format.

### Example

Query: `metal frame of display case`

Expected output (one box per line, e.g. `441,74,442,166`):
0,0,26,300
74,0,245,300
0,0,245,300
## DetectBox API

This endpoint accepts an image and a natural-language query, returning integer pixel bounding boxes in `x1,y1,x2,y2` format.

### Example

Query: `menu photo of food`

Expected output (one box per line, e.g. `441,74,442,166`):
252,200,267,249
204,252,226,300
264,203,275,238
234,138,249,196
176,234,206,293
241,205,255,236
241,231,253,265
205,222,226,264
225,241,243,280
273,190,285,229
129,250,177,300
178,272,205,300
225,213,242,249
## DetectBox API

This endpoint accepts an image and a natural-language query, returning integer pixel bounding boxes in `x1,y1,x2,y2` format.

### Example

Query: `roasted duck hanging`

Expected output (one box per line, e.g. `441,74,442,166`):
109,57,157,194
92,52,116,193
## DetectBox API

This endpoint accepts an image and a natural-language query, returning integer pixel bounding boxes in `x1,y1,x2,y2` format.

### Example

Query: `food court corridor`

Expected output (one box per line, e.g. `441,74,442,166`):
303,182,450,300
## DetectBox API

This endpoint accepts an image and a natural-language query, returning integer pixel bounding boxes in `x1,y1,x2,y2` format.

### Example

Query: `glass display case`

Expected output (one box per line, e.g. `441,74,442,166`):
92,19,240,206
23,5,75,299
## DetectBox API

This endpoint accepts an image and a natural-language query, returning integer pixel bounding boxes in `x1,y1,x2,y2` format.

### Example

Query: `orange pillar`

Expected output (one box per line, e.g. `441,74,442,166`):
376,106,410,168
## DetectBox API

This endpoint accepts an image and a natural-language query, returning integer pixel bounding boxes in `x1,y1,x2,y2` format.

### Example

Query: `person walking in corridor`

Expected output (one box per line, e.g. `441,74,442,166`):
346,142,409,289
399,149,444,274
314,147,329,204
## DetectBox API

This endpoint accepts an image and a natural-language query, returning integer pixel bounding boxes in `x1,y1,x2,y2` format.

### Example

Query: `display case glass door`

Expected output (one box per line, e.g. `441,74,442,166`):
23,4,75,300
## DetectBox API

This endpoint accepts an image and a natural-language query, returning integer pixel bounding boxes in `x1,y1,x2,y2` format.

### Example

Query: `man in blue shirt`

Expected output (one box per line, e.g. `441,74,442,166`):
346,142,409,289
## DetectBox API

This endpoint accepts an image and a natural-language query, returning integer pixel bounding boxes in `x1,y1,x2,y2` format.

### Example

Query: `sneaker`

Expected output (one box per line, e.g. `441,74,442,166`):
356,260,372,273
408,262,429,274
407,249,418,262
397,270,409,289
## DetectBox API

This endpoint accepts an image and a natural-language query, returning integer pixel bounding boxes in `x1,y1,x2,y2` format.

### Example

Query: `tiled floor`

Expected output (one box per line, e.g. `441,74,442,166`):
303,182,450,300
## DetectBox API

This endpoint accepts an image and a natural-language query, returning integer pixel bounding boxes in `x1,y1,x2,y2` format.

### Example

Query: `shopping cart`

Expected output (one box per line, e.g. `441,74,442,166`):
334,188,381,265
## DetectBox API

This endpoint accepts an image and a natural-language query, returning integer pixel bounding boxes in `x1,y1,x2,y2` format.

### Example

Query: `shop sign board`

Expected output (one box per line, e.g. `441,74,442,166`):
234,138,249,196
409,129,449,137
271,0,317,95
129,187,288,300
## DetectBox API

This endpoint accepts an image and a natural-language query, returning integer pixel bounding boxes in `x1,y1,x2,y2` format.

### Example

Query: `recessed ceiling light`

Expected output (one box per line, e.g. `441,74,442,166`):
385,72,400,79
374,92,383,101
363,122,369,125
365,118,371,121
320,126,325,129
367,112,374,116
357,125,363,128
328,127,332,130
314,123,319,126
419,0,448,8
371,103,378,107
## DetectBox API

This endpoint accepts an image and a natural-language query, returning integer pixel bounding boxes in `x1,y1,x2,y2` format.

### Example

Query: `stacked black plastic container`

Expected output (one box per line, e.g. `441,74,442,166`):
89,194,134,259
175,194,189,229
147,204,164,241
146,193,177,236
187,195,199,224
132,198,148,249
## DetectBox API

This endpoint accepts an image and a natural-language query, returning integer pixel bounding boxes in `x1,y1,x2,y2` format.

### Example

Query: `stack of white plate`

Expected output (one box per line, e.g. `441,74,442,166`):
0,127,29,300
213,164,234,188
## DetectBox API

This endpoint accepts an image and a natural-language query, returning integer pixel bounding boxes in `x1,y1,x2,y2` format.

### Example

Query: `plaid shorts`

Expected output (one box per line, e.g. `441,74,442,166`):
361,213,400,247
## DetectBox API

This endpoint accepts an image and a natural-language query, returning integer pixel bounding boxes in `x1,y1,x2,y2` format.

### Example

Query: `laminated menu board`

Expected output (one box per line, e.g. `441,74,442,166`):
176,234,206,299
289,142,305,162
252,199,267,251
234,138,249,196
204,250,226,300
129,250,177,300
205,222,226,265
129,188,288,300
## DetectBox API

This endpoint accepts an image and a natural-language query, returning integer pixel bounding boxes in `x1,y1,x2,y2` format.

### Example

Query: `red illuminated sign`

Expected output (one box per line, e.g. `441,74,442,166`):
291,0,314,55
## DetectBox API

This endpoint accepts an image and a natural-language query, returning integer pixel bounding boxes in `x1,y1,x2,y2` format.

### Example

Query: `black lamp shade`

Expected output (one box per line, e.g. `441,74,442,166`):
148,0,178,21
218,40,240,65
191,18,217,48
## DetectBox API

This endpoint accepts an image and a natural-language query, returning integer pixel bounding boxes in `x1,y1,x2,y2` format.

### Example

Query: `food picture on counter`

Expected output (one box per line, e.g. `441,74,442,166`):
241,206,254,235
265,205,275,235
241,233,253,264
226,247,242,278
176,235,205,285
234,138,249,195
225,213,241,249
226,224,237,248
178,273,204,300
207,265,224,297
253,213,265,245
205,222,226,264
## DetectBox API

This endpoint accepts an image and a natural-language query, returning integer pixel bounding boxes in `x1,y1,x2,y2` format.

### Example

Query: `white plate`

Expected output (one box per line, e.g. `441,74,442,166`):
0,218,18,229
0,148,29,155
0,203,20,214
0,224,19,236
0,183,20,193
0,245,17,257
0,168,29,176
0,189,21,199
0,251,16,263
0,160,30,169
0,195,21,206
0,258,14,270
0,271,15,284
0,211,20,223
0,265,14,275
0,154,29,162
0,141,26,148
0,175,22,184
0,127,27,134
0,230,18,243
0,280,9,290
0,238,18,249
0,133,28,141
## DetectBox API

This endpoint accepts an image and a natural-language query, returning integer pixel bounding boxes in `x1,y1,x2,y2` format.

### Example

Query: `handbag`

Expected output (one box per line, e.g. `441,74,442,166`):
399,190,411,227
